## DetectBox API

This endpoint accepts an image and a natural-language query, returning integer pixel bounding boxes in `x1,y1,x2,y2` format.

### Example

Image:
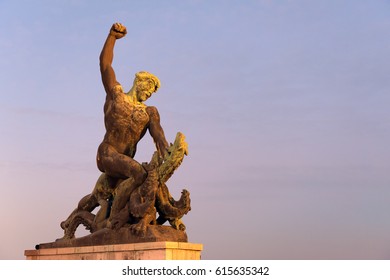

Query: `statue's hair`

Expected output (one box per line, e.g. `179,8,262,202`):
134,71,161,92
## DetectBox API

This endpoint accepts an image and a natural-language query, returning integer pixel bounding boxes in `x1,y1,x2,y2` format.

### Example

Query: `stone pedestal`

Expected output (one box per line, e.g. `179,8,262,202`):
25,242,203,260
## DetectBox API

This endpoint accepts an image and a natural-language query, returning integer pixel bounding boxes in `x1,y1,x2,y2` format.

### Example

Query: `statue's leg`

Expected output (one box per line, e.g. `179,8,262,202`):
108,178,137,229
97,146,147,229
130,207,157,236
97,143,146,182
94,199,109,225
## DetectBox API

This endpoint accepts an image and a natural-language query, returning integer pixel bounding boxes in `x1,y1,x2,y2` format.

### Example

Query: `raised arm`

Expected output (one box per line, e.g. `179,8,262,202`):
99,23,127,94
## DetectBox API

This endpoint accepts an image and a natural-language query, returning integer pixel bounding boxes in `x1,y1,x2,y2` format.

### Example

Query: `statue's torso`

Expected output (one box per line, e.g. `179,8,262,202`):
102,85,150,156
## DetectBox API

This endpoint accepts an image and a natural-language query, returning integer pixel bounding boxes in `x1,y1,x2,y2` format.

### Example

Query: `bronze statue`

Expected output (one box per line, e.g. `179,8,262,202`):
38,23,191,248
97,23,169,229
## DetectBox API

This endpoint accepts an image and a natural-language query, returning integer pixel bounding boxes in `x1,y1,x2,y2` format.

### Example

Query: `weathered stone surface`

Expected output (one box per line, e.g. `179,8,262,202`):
37,225,187,249
26,242,203,260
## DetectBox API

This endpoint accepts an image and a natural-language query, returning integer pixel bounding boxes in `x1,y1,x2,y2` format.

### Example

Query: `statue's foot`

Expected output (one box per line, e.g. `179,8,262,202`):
108,206,130,230
106,219,113,229
108,216,127,230
107,218,124,230
130,219,148,237
169,218,186,231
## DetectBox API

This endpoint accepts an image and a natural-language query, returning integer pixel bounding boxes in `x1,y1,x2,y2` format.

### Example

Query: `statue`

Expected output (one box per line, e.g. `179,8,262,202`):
36,23,191,249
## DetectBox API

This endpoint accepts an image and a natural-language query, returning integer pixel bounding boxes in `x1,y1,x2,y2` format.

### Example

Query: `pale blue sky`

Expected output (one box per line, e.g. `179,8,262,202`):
1,0,390,259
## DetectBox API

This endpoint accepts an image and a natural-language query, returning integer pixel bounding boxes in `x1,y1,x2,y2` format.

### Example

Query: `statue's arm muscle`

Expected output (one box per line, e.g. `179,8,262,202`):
100,34,118,94
147,106,169,157
99,24,127,95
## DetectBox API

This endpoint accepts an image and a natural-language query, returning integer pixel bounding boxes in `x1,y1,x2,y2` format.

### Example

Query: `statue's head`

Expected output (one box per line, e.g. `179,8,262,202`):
133,71,161,102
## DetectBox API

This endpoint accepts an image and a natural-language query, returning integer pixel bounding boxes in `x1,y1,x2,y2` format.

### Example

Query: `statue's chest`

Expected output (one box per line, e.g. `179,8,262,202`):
130,106,149,125
107,96,149,126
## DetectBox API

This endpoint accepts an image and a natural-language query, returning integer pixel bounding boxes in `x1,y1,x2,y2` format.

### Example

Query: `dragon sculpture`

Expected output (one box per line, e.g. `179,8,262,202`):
59,132,190,239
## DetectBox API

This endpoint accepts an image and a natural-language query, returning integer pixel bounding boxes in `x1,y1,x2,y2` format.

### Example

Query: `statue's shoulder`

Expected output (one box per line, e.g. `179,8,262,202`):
111,84,124,94
146,105,159,115
146,105,157,110
107,84,127,103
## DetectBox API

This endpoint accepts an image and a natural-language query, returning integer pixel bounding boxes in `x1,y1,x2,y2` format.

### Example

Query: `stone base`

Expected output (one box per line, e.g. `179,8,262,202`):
36,226,188,249
25,241,203,260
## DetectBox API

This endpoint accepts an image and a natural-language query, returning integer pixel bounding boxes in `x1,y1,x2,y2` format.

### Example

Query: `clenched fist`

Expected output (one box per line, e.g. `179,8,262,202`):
110,23,127,39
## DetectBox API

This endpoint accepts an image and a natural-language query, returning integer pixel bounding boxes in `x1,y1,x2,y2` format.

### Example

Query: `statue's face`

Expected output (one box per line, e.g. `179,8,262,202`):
136,78,156,102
